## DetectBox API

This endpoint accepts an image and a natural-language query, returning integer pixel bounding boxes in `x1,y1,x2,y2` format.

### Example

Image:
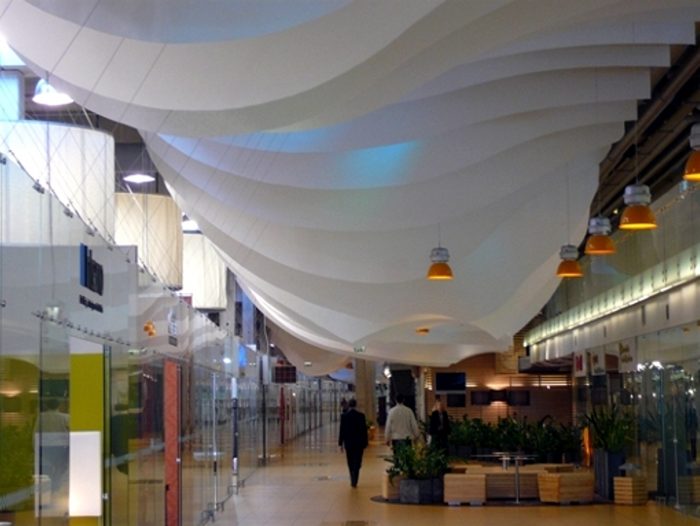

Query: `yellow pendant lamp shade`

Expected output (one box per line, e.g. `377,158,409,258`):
585,234,615,255
556,259,583,278
619,204,656,230
619,184,656,230
684,150,700,182
557,244,583,278
427,261,453,280
584,216,615,255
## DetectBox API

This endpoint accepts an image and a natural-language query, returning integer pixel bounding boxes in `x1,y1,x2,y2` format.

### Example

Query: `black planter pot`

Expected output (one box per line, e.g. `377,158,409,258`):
399,478,444,504
593,449,625,500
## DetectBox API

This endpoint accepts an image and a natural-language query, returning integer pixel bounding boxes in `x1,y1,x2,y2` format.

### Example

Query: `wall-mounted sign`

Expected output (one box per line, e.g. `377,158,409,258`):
167,307,178,346
618,338,636,373
590,348,606,376
573,351,588,377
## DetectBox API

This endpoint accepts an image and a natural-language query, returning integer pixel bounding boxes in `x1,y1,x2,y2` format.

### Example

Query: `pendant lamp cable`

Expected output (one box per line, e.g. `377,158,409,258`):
566,173,570,243
634,118,640,184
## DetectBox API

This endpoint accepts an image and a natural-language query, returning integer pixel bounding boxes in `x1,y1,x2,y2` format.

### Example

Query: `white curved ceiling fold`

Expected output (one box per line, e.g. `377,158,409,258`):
4,1,700,366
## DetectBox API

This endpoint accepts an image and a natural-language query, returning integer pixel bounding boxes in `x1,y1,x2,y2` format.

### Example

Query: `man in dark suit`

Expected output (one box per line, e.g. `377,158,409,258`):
338,398,368,488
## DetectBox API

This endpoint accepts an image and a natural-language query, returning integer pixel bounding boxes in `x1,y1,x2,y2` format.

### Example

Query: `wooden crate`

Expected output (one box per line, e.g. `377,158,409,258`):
538,472,594,504
485,472,539,499
381,472,403,501
443,473,486,505
678,476,700,504
614,476,647,505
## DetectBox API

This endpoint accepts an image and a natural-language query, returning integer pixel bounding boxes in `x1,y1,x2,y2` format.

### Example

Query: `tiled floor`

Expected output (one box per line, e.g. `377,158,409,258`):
218,426,700,526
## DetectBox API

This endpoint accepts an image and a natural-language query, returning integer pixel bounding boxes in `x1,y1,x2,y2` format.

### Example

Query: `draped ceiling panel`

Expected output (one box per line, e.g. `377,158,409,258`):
4,1,700,365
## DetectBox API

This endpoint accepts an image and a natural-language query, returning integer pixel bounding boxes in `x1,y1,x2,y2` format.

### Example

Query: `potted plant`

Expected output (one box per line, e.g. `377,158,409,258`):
386,441,448,504
557,423,582,464
471,418,496,455
531,420,561,463
496,417,528,453
447,417,472,459
584,404,635,500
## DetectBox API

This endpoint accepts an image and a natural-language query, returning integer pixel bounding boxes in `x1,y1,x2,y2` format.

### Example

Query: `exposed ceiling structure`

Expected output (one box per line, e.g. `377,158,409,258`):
3,1,700,367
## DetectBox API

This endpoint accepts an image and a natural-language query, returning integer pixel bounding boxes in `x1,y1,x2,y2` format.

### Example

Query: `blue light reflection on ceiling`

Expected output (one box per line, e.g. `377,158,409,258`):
340,141,420,185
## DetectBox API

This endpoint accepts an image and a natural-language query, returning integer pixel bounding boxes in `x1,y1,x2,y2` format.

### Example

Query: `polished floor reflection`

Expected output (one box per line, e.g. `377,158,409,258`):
219,426,700,526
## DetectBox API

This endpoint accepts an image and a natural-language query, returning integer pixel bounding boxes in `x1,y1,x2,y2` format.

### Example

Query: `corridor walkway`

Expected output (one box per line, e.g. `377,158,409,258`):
219,425,700,526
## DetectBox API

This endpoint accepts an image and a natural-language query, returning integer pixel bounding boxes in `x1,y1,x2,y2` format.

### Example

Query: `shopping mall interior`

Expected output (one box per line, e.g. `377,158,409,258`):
2,2,700,526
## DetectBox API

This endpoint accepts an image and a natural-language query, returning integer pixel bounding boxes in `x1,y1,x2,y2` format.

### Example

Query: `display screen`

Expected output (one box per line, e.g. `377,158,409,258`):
434,372,466,392
446,393,466,408
470,390,491,406
489,390,507,402
507,390,530,406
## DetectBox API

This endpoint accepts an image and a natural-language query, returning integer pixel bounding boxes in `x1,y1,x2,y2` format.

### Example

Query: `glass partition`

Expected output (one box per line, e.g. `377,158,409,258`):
548,182,700,316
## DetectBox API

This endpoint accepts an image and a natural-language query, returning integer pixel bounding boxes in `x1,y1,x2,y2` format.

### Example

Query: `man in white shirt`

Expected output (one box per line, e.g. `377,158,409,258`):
384,394,419,451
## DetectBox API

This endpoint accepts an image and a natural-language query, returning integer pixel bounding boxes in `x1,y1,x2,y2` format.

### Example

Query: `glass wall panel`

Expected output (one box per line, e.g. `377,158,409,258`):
548,183,700,315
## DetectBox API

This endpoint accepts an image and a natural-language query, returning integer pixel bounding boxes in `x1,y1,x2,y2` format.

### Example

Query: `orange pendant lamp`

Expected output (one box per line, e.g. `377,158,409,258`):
619,183,656,230
684,150,700,182
584,216,615,255
426,246,453,280
556,244,583,278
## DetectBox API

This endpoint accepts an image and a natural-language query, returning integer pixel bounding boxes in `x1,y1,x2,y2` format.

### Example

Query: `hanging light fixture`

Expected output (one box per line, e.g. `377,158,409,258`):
426,225,453,280
557,172,583,278
683,124,700,181
685,151,700,181
556,244,583,278
32,78,73,106
123,173,155,184
619,183,656,230
426,247,453,280
584,216,615,255
620,124,656,230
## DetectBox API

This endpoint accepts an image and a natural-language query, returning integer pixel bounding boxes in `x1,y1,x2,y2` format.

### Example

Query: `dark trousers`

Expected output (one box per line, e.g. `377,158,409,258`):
345,447,364,486
391,438,412,453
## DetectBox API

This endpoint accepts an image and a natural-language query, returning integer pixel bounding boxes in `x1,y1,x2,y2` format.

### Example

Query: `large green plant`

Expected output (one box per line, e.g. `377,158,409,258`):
496,417,528,452
448,417,472,446
0,423,34,510
386,441,448,481
584,404,635,453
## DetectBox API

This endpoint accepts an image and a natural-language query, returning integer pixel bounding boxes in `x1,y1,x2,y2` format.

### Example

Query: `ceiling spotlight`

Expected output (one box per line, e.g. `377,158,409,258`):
556,244,583,278
415,327,430,335
584,216,615,255
32,78,73,106
123,173,155,184
619,184,656,230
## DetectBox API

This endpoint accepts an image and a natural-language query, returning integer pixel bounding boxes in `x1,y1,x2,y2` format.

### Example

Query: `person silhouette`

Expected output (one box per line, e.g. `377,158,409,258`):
338,399,368,488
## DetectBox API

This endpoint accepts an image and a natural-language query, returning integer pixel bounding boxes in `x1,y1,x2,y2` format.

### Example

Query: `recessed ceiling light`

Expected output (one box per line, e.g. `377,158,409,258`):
415,327,430,335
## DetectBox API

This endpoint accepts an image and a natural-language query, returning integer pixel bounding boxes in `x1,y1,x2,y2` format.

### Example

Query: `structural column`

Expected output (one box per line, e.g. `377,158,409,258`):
353,358,377,426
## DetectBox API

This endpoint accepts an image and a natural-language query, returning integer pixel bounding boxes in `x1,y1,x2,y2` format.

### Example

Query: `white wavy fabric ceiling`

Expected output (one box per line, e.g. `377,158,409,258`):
3,1,699,366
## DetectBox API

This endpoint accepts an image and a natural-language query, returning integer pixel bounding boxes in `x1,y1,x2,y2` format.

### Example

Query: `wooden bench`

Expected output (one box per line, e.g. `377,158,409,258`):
537,472,594,504
381,472,403,501
443,473,486,505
